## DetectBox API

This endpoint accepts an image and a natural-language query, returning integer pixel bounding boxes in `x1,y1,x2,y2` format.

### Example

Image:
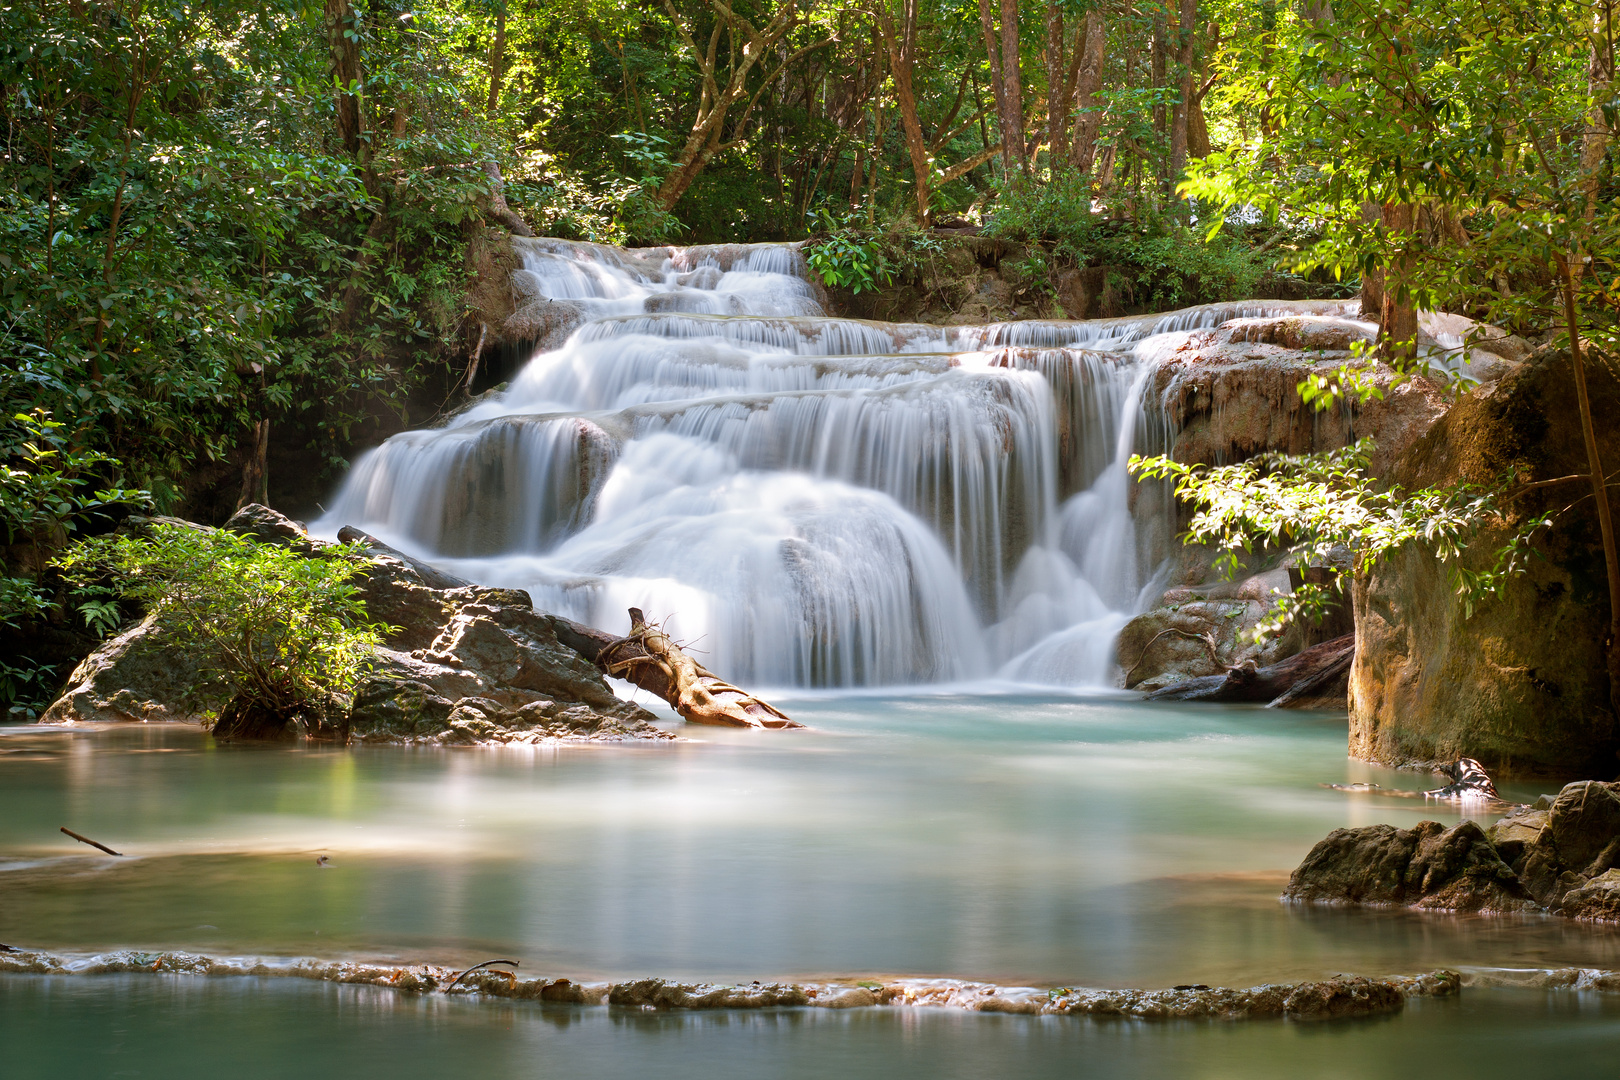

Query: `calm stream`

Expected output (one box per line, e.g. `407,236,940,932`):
5,696,1619,1077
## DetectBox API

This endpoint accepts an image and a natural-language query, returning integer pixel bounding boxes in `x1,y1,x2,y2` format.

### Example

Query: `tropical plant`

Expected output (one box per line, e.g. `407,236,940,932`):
1129,439,1554,643
57,526,388,739
1,410,151,708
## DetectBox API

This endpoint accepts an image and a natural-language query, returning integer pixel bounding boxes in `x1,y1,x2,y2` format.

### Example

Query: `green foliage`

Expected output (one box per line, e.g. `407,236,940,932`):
1,0,495,498
0,410,151,707
1130,439,1553,642
1182,0,1618,348
987,173,1268,308
58,526,387,730
804,212,896,294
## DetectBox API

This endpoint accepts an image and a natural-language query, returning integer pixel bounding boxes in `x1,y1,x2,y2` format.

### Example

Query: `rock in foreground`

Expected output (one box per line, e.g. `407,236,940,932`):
1286,781,1620,921
0,946,1458,1022
42,506,670,746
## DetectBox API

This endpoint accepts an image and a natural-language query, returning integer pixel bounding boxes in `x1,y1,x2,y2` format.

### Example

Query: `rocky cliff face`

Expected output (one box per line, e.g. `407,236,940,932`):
1350,352,1620,777
1117,308,1454,696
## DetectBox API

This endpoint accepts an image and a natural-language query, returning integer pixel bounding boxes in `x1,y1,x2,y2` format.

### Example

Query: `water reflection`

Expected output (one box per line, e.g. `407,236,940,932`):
0,698,1601,990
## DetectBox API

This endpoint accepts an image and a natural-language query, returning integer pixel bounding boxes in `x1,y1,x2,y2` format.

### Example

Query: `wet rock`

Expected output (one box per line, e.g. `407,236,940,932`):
1547,782,1620,874
1284,820,1536,913
1279,977,1408,1021
40,616,226,725
42,507,670,746
1155,307,1449,477
1349,350,1620,777
1557,870,1620,922
1485,807,1549,866
1117,585,1301,692
607,979,811,1010
223,503,310,546
1291,780,1620,920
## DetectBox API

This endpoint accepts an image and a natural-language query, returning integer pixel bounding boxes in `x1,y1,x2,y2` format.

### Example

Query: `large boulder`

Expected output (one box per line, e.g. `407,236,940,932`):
42,506,668,745
1349,351,1620,776
1284,819,1536,913
1291,780,1620,920
40,617,226,725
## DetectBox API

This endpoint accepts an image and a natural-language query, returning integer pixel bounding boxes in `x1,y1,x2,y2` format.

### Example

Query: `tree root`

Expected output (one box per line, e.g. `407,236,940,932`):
587,608,800,729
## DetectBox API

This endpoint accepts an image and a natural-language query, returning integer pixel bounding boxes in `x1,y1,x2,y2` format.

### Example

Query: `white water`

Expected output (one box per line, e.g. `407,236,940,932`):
316,239,1300,689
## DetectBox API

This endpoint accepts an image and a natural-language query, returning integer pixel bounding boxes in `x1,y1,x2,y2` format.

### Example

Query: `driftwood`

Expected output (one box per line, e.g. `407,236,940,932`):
557,608,800,729
1144,633,1355,707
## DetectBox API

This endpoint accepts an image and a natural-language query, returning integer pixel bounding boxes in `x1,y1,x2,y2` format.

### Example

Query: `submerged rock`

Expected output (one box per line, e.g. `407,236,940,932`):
1289,780,1620,921
42,505,669,746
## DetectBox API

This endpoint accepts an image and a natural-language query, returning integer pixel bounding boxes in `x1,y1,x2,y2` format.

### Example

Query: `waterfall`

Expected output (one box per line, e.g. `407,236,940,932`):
315,239,1297,690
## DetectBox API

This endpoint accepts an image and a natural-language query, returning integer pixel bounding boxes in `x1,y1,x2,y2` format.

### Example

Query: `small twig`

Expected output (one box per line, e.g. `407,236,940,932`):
1122,628,1219,682
446,959,520,990
61,826,122,856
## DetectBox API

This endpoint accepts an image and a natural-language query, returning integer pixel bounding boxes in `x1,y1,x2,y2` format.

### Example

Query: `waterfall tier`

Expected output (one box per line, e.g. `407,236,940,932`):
317,239,1312,689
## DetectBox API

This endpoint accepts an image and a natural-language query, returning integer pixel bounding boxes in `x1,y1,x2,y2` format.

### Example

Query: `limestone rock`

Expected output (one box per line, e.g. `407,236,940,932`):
1279,977,1407,1021
1349,350,1620,776
222,503,309,546
1558,870,1620,922
1484,807,1549,866
1155,307,1450,476
42,510,669,746
40,616,226,725
1547,781,1620,873
1117,586,1301,692
1284,820,1536,913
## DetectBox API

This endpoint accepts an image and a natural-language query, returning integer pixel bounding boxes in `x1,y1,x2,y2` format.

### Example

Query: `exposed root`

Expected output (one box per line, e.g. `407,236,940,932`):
595,608,800,729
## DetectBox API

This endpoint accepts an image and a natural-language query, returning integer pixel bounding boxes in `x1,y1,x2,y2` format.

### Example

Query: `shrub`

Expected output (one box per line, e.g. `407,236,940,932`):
1,410,150,709
58,526,388,739
987,173,1269,309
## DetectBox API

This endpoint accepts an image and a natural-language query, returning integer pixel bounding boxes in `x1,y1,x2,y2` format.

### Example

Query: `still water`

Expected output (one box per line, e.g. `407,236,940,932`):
4,695,1619,1075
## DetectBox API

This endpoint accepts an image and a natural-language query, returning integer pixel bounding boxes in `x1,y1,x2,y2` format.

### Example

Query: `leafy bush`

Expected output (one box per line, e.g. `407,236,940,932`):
59,527,388,739
987,173,1269,309
1130,438,1550,642
1,410,150,708
804,221,896,294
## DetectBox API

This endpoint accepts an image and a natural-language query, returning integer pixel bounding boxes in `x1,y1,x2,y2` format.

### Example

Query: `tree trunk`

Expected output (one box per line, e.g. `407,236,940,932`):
997,0,1027,177
1068,11,1106,173
236,418,269,510
486,6,507,117
325,0,363,157
1582,10,1614,220
1168,0,1198,177
1377,202,1417,357
1558,256,1620,715
978,0,1011,176
653,1,803,212
1151,8,1168,145
878,0,932,223
483,160,535,236
1046,4,1086,167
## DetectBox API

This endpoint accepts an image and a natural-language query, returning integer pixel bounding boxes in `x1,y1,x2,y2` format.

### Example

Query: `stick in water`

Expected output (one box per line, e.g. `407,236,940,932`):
60,827,122,856
446,959,520,989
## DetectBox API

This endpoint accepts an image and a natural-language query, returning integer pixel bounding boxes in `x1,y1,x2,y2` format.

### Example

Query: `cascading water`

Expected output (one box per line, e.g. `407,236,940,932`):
316,238,1298,689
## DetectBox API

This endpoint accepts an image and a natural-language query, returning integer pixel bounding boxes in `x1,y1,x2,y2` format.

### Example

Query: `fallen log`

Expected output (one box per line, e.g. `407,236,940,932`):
1144,633,1355,706
559,608,800,729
